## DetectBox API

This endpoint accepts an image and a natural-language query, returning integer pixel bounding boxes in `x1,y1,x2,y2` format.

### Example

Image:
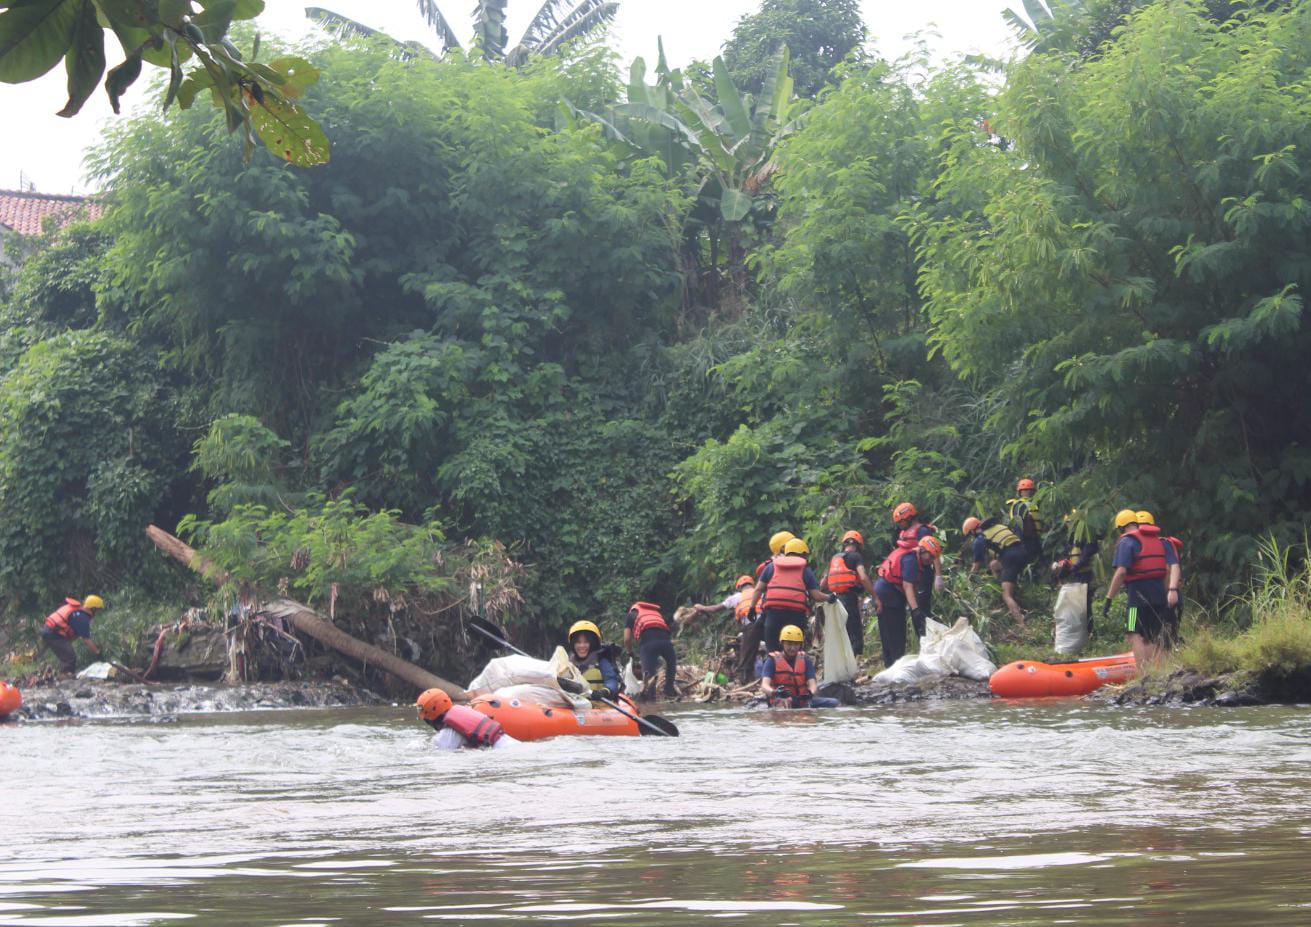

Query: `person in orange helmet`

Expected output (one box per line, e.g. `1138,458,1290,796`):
1008,478,1044,563
891,502,940,636
872,537,943,665
416,688,518,751
963,516,1028,623
691,574,758,629
821,530,875,655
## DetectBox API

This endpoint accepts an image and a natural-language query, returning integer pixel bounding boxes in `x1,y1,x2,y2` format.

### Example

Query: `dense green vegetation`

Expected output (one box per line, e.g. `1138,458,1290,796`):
3,0,1309,675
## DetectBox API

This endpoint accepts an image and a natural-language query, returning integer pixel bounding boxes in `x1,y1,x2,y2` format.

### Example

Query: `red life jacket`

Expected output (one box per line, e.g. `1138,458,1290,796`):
1124,526,1168,583
825,553,860,593
1166,536,1183,558
762,555,809,612
443,704,504,747
44,598,84,639
754,559,769,579
896,522,936,550
877,548,914,586
768,650,810,697
734,589,755,626
631,602,669,641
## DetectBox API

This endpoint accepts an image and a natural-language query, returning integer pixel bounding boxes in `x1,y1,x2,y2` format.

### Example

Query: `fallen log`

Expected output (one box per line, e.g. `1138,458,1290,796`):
145,524,467,699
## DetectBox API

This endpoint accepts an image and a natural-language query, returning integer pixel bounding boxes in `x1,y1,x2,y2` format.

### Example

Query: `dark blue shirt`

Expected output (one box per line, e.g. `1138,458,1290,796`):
1113,535,1179,606
758,562,820,590
971,534,989,565
874,551,920,604
42,610,93,639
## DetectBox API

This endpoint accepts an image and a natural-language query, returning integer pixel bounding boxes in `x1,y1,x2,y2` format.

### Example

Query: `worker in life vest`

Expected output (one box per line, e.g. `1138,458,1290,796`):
1154,519,1185,626
760,625,840,708
691,575,757,628
873,536,942,666
39,594,105,675
891,502,941,631
734,531,795,684
624,601,679,699
416,688,517,751
1007,478,1044,564
1103,509,1181,666
964,516,1028,623
749,537,832,653
821,531,876,656
567,620,621,701
1050,510,1100,654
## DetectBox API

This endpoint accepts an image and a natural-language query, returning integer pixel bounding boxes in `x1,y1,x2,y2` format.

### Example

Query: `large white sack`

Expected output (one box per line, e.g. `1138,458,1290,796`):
486,684,574,707
873,652,950,685
920,617,952,655
622,659,642,696
468,648,590,709
935,617,997,680
820,600,860,684
1054,582,1091,655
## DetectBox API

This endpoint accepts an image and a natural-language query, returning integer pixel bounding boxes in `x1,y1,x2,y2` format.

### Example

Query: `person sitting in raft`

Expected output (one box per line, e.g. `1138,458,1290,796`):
567,620,621,701
39,595,105,676
761,625,839,709
416,688,518,751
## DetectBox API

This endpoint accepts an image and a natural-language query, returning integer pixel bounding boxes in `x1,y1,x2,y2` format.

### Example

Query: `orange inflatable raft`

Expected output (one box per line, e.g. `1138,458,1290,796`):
470,693,641,740
989,652,1137,698
0,682,21,718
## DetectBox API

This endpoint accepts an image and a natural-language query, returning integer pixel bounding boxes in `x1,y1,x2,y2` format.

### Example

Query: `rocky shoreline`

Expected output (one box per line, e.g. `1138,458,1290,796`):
1089,666,1311,708
6,678,386,722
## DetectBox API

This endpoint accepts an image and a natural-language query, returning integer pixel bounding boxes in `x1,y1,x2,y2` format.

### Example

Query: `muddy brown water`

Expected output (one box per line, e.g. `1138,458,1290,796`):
3,700,1311,925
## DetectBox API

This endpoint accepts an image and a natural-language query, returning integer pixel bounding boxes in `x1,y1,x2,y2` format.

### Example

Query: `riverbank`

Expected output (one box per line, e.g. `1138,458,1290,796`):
7,678,386,721
1091,666,1311,708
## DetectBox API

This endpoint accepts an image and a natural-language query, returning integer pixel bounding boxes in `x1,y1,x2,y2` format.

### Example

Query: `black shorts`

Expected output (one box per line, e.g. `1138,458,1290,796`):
997,544,1029,583
1126,601,1179,646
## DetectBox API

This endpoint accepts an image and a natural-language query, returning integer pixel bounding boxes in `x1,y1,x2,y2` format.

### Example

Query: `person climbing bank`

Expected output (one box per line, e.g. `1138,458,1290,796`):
963,516,1029,623
40,595,105,676
1008,478,1044,563
760,625,840,708
1104,509,1180,666
873,536,941,666
750,537,832,652
624,601,679,699
892,502,940,631
416,688,518,750
567,620,620,701
821,530,875,655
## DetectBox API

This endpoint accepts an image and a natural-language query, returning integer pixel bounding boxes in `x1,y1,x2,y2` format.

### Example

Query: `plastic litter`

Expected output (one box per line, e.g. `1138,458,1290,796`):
819,601,859,684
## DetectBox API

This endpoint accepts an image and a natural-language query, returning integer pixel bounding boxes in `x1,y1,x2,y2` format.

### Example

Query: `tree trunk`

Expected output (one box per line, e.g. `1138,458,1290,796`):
145,524,467,699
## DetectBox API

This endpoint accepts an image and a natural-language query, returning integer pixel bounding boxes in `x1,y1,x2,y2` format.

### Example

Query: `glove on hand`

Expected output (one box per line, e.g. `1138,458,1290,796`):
911,606,928,622
827,594,838,604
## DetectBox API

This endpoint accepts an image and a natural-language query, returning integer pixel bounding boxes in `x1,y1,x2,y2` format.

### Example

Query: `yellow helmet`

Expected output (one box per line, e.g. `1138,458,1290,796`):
1114,509,1138,529
1135,510,1155,526
779,625,804,643
568,620,602,644
769,531,795,554
783,537,809,556
82,594,105,611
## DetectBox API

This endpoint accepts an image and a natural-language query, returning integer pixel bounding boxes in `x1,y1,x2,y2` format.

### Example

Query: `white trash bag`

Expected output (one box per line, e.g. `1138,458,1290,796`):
820,600,859,684
622,659,642,696
934,617,997,681
873,652,950,685
76,661,117,680
1053,582,1091,655
467,647,590,710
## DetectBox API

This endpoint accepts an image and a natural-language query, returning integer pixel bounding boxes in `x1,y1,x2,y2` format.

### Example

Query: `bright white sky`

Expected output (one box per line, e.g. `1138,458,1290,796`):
0,0,1020,194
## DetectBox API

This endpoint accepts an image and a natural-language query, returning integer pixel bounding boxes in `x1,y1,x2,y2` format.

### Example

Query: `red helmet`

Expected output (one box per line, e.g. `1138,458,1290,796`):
918,536,943,558
841,530,864,548
962,516,982,535
416,688,453,721
892,502,916,523
735,574,754,590
1016,478,1035,492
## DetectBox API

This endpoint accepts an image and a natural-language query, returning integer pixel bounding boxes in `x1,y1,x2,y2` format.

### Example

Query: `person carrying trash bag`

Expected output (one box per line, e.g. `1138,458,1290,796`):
566,620,621,701
624,601,679,700
891,502,940,622
1050,511,1099,655
750,537,832,653
761,625,840,708
873,536,942,666
416,688,519,751
821,530,876,656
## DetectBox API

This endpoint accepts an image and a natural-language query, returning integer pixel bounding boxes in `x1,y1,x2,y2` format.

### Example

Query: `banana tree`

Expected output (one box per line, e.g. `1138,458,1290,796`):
581,42,801,305
310,0,618,65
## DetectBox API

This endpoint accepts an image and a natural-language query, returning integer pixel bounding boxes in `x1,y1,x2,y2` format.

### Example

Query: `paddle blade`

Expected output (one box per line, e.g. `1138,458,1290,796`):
637,714,679,737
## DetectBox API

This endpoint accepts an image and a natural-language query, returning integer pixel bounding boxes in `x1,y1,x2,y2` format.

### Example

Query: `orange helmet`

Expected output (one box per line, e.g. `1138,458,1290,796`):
962,516,982,535
416,688,453,721
841,530,864,548
892,502,916,523
1016,478,1035,492
735,574,754,590
918,536,943,557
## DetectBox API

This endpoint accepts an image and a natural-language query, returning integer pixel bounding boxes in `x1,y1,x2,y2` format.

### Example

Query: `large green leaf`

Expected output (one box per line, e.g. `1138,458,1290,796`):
248,92,329,166
102,47,140,112
56,0,103,115
719,186,752,222
0,0,80,83
267,56,317,98
712,55,750,142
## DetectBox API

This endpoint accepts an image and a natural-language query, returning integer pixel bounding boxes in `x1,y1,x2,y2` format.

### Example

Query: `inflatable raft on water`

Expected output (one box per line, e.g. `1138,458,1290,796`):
470,693,642,740
0,682,21,718
989,652,1137,698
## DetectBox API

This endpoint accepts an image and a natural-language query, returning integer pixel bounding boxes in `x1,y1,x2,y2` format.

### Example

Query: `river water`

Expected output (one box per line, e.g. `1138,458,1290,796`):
3,699,1311,925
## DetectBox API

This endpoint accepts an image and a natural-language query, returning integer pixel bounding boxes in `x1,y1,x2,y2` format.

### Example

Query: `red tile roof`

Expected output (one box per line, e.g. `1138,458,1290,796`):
0,189,102,236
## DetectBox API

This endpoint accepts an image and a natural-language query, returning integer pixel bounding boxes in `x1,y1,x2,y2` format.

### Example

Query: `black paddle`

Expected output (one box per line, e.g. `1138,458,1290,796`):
467,616,679,737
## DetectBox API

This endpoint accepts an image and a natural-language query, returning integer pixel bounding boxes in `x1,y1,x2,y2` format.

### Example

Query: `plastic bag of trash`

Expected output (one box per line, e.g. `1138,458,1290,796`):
873,652,950,685
820,601,859,684
933,617,997,680
1053,582,1091,655
622,659,642,696
76,661,116,680
468,648,590,709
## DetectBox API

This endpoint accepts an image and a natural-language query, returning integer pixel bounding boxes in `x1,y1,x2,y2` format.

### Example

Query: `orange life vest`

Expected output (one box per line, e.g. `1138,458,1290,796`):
825,553,860,593
768,650,810,697
877,548,914,586
443,703,504,747
631,602,669,641
43,598,84,639
761,555,809,612
734,588,755,625
1124,526,1168,583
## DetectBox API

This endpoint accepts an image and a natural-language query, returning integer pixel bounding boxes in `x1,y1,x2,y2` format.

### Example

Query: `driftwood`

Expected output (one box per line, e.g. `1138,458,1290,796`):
145,524,466,699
